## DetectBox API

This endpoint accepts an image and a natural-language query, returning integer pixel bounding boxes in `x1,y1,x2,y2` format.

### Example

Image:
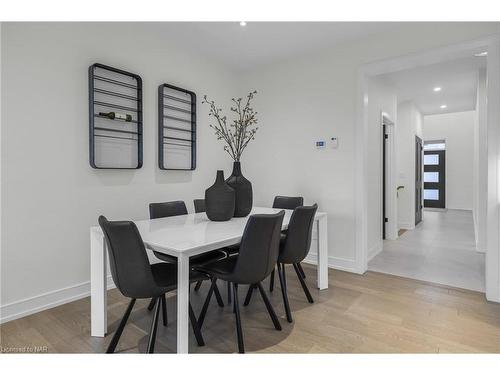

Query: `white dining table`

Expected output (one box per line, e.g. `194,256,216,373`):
90,206,328,353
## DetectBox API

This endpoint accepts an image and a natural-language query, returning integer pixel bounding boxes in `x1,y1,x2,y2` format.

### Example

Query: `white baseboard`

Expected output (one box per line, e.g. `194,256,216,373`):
367,241,383,262
398,222,415,230
0,276,116,324
303,252,362,274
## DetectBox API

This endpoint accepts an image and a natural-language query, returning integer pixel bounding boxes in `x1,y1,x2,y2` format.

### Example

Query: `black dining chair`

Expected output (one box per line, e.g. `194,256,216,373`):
195,211,285,353
147,201,225,318
271,204,318,323
193,198,235,305
193,199,206,213
272,195,304,210
98,216,205,353
269,195,305,291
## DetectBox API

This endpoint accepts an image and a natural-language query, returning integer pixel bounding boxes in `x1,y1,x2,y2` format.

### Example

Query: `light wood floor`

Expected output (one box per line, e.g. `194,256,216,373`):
1,265,500,353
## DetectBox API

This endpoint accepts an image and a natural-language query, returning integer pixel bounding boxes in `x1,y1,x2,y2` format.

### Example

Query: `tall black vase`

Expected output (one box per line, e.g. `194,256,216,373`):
205,170,235,221
226,162,253,217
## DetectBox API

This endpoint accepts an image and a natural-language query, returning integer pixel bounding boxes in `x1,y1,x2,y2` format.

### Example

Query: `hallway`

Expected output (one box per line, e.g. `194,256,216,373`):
369,209,485,292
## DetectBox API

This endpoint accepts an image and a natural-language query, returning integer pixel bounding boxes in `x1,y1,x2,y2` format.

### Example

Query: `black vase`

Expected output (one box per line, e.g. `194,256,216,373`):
205,170,235,221
226,162,253,217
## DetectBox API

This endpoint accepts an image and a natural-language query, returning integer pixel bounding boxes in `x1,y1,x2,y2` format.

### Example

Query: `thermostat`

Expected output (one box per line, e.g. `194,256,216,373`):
316,140,326,149
331,137,339,149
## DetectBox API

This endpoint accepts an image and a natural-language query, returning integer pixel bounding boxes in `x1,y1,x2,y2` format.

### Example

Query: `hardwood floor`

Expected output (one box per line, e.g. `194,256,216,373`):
1,265,499,353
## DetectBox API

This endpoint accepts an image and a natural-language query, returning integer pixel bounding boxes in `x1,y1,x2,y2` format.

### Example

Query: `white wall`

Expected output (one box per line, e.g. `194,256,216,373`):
240,23,498,273
424,111,475,210
396,101,423,230
366,76,397,256
0,23,239,320
474,69,487,252
2,22,500,320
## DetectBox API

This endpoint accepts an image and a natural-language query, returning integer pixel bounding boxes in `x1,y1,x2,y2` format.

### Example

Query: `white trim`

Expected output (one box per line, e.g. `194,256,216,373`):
303,253,361,274
0,276,116,324
367,241,383,262
486,39,500,303
356,34,500,300
398,222,415,230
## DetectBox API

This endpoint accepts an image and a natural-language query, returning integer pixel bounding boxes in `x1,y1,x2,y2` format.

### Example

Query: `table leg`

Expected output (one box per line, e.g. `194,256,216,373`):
91,229,107,337
177,253,190,353
317,216,329,290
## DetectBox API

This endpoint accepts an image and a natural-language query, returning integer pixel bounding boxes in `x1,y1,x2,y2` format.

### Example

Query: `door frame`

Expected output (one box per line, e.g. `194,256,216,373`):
381,113,396,241
355,35,500,302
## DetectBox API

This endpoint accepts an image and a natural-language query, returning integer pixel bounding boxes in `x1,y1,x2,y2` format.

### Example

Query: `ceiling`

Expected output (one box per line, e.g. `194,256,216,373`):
152,22,402,71
378,55,486,115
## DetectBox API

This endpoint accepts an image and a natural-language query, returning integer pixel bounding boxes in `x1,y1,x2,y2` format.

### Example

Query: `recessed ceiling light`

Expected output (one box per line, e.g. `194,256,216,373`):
239,21,247,27
440,105,447,109
474,51,488,57
433,87,442,92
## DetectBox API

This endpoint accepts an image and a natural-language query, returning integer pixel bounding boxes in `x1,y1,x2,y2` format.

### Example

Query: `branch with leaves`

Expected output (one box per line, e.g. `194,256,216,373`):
202,91,258,162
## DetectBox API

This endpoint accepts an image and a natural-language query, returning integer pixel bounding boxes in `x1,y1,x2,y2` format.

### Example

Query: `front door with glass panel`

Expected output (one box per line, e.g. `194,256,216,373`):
423,150,445,208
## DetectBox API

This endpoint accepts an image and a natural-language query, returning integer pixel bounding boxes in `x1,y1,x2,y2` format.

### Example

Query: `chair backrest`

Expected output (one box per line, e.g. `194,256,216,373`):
272,195,304,210
232,211,285,284
193,199,206,213
279,204,318,264
149,200,188,219
98,216,161,299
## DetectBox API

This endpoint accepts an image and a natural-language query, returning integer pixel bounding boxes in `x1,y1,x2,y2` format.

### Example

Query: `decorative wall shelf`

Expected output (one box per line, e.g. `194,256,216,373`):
89,63,143,169
158,83,196,170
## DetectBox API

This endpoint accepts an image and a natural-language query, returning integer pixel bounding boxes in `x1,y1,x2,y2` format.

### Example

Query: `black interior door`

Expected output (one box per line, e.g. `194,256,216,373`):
424,150,446,208
382,124,387,239
415,136,423,224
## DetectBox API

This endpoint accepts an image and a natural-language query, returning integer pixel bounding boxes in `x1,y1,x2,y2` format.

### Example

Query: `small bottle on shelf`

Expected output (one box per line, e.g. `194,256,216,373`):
98,111,132,122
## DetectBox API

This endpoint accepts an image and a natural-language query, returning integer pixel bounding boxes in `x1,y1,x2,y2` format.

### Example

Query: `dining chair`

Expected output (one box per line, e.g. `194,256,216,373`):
272,195,304,210
98,215,205,353
267,204,318,323
193,199,206,213
269,195,305,291
193,198,235,304
195,211,285,353
147,201,225,319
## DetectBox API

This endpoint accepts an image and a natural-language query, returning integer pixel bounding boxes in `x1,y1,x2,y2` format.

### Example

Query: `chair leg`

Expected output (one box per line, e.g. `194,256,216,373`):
297,263,306,279
256,282,282,331
277,263,293,323
213,282,225,307
106,298,136,353
198,277,217,329
232,283,245,354
189,303,205,346
243,284,255,306
146,297,161,353
227,281,232,304
269,268,275,292
147,297,156,311
293,263,314,303
194,280,203,291
161,294,168,326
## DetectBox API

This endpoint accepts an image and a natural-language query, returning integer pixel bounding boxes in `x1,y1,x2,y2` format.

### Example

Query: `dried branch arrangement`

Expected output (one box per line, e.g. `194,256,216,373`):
202,90,258,162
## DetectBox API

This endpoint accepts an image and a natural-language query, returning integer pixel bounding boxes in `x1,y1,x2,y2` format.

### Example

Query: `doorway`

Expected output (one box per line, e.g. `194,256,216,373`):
361,40,493,294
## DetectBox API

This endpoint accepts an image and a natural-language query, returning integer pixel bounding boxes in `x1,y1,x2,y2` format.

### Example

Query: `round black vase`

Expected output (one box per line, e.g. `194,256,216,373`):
226,162,253,217
205,170,235,221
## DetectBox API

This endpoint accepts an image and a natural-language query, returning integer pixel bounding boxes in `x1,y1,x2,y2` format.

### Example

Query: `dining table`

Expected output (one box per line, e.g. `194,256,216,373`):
90,206,328,353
